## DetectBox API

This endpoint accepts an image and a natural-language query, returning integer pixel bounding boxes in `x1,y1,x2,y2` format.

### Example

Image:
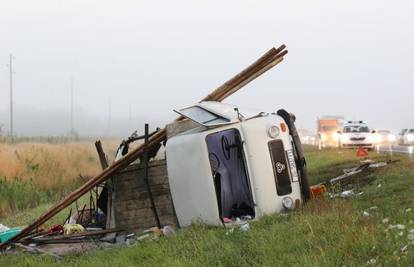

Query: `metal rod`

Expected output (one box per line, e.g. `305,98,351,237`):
143,123,161,228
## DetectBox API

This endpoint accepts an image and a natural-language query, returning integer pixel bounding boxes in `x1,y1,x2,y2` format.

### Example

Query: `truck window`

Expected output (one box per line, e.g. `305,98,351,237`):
206,129,255,219
176,106,230,127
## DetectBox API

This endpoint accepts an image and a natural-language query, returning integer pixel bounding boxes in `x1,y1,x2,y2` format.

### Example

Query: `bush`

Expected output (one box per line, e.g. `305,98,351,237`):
0,176,51,216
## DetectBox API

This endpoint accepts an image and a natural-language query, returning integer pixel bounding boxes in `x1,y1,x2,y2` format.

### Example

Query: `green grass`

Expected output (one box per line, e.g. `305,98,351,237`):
0,176,83,219
1,148,414,266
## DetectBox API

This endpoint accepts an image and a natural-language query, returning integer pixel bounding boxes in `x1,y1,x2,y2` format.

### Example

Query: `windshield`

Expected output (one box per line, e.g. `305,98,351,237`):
343,125,370,133
400,129,408,135
409,129,414,134
175,106,230,127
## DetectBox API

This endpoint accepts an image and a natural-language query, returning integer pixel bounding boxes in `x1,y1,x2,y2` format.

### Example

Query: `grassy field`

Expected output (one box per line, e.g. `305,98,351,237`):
1,147,414,266
0,140,119,218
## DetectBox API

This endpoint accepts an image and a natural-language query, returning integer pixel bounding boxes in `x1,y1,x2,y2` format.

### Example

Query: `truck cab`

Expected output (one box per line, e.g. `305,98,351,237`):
317,116,343,149
166,101,310,227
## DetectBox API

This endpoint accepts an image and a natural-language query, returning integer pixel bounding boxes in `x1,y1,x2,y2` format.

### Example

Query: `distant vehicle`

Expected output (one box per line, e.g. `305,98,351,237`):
373,130,396,145
339,121,376,150
316,116,343,149
298,129,317,146
397,128,414,145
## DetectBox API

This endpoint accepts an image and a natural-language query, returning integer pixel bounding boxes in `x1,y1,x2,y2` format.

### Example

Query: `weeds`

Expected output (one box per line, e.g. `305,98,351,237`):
0,140,119,218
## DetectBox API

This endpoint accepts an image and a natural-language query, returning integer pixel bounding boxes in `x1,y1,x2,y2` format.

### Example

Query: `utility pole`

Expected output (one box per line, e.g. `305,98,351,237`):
70,77,74,133
128,104,132,126
107,98,111,137
8,54,14,142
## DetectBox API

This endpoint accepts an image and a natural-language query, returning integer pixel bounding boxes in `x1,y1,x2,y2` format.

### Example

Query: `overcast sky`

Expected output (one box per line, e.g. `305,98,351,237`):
0,0,413,137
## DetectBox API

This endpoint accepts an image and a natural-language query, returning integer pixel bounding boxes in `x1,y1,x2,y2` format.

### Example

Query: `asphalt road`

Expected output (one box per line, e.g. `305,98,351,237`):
375,144,414,156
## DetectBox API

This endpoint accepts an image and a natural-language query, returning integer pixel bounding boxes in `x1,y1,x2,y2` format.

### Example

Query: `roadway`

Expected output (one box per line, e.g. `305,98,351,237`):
375,144,414,156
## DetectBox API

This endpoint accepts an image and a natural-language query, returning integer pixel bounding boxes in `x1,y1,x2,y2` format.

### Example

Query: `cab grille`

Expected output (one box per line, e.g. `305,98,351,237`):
268,140,292,196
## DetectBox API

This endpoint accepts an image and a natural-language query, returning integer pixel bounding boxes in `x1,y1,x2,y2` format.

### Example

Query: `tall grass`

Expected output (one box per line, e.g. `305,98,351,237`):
0,177,50,216
0,140,119,217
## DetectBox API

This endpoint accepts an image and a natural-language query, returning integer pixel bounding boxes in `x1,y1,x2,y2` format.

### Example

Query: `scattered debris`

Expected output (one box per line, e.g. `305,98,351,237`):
63,224,85,235
13,242,62,260
161,226,176,237
366,258,377,266
382,218,390,224
0,227,21,243
408,229,414,241
22,229,125,245
225,228,234,236
320,159,400,201
369,162,388,168
363,211,370,217
389,224,406,230
340,190,355,199
240,223,250,232
0,224,9,233
406,208,412,213
310,184,327,199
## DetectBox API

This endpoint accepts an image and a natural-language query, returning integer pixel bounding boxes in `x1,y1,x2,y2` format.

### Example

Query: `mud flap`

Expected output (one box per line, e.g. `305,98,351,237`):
277,109,311,202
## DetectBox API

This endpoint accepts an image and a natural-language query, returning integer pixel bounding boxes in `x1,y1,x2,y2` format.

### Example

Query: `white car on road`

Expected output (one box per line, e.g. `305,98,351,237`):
373,130,396,145
339,121,376,150
398,128,414,145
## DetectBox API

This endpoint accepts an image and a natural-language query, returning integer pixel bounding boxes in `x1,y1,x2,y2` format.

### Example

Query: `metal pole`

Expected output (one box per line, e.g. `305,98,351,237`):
70,77,74,133
9,54,14,142
143,123,161,228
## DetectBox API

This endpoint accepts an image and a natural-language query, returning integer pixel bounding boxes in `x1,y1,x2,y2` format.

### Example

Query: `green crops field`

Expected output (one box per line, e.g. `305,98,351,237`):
1,147,414,266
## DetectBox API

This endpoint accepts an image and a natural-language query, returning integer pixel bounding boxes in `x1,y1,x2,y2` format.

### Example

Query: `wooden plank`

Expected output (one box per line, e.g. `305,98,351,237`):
94,140,109,169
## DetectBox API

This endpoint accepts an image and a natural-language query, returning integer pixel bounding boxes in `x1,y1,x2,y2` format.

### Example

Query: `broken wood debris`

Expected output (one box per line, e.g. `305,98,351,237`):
22,229,125,245
13,242,62,260
328,159,399,185
1,44,288,248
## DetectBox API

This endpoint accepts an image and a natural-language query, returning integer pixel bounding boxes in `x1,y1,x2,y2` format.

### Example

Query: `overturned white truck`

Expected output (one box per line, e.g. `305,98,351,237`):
166,101,311,226
102,101,311,232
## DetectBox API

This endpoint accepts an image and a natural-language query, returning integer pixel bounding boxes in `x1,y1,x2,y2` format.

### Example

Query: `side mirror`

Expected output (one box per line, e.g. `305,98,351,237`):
337,131,341,134
371,130,376,134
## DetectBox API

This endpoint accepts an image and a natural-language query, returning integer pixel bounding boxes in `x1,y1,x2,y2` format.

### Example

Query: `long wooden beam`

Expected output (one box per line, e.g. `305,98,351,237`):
1,44,288,247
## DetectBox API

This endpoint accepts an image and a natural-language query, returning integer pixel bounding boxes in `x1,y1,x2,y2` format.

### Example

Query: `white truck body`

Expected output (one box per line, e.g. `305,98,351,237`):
166,102,304,227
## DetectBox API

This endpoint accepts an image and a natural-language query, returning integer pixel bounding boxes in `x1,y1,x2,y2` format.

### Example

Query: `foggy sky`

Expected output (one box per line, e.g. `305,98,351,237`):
0,0,413,137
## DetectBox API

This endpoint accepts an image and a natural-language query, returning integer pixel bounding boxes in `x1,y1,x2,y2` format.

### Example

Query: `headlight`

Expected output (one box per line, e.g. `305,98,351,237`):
341,135,349,142
369,134,381,144
282,196,294,210
407,134,414,141
320,134,326,141
268,126,280,139
333,132,340,141
388,134,396,142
